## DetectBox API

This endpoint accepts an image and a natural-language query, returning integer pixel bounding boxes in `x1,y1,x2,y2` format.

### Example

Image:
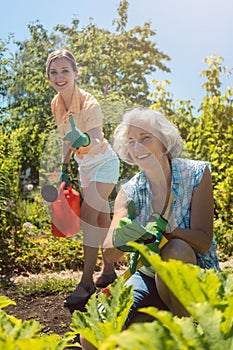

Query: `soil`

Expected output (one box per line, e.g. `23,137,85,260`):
0,260,232,347
0,268,126,345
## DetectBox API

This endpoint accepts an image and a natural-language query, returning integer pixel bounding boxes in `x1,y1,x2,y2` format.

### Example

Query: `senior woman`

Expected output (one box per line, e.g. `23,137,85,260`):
103,107,220,322
80,107,220,350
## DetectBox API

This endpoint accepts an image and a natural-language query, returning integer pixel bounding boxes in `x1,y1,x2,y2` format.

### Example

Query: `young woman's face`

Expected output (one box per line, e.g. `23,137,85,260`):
127,124,166,168
48,57,78,93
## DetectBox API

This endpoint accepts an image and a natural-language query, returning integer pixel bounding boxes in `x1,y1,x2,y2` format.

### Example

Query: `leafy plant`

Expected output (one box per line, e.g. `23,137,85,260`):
0,296,72,349
68,276,134,349
13,272,80,297
69,244,233,349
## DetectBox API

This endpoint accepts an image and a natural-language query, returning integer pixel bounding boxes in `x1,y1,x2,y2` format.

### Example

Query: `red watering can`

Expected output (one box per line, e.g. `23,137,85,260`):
50,182,80,238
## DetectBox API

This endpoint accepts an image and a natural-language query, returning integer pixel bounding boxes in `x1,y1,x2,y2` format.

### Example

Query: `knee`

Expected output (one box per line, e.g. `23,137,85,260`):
97,212,110,228
161,239,197,264
80,202,98,224
80,335,97,350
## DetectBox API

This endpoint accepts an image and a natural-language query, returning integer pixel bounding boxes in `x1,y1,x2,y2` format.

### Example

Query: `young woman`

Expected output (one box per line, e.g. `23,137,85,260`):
46,49,119,312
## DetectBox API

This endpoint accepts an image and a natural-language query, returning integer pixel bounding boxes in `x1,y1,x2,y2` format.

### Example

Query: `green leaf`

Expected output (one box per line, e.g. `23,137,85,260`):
128,243,224,310
0,310,42,339
69,276,133,348
0,296,16,309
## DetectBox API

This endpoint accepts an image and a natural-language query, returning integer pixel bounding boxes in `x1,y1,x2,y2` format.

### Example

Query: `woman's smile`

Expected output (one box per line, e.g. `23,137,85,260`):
135,153,151,160
127,125,166,165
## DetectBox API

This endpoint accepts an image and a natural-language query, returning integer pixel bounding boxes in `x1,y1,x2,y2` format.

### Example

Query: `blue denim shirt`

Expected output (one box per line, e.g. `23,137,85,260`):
122,158,220,271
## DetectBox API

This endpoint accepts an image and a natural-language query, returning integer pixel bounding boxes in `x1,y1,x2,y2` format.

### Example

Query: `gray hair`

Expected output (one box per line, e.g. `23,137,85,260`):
113,107,183,165
46,49,78,77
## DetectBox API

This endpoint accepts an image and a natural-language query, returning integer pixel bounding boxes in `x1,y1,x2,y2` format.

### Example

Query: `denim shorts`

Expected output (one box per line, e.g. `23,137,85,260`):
124,270,168,328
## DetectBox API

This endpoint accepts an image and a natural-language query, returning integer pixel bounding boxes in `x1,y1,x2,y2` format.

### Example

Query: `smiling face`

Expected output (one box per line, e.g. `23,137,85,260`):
48,57,78,94
127,124,166,168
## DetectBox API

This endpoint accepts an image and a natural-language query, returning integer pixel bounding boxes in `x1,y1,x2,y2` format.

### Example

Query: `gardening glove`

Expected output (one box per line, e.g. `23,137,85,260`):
129,251,140,275
112,199,144,252
113,201,168,252
113,199,168,273
63,114,90,149
59,163,70,187
136,213,168,270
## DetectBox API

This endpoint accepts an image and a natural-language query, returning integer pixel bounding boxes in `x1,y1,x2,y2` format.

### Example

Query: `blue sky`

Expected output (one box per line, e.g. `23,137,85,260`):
1,0,233,112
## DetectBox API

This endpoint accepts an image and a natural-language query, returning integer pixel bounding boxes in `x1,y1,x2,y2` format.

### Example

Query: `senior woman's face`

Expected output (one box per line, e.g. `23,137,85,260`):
127,124,166,167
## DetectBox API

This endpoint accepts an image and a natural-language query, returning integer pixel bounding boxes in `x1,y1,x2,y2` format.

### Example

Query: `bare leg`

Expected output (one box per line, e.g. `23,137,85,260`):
156,238,197,317
70,182,115,298
80,335,97,350
97,210,116,275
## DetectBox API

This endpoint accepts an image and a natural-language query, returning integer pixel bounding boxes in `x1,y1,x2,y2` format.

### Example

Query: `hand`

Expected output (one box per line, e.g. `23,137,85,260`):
112,199,144,252
112,200,168,273
59,163,70,186
137,214,168,269
129,215,168,273
143,213,168,251
112,216,147,252
113,209,167,252
62,114,90,149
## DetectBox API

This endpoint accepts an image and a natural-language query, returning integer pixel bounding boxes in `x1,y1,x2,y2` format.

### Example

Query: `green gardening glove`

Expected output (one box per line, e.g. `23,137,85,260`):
137,214,168,268
113,201,167,252
113,200,168,274
63,114,90,149
113,199,168,273
59,163,70,186
112,199,142,274
144,213,168,253
112,199,146,252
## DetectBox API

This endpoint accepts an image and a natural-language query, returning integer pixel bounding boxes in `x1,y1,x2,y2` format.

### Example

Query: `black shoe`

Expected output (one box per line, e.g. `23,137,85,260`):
64,281,96,313
95,272,117,288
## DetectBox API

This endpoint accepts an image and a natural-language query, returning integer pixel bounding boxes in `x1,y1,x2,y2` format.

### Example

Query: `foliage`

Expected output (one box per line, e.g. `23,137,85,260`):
54,0,170,105
0,0,233,274
9,230,84,275
184,55,233,255
149,56,233,256
11,272,80,297
69,245,233,349
68,276,134,349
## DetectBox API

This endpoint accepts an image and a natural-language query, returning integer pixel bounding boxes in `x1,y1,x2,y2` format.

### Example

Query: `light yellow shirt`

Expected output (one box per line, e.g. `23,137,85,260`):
51,86,106,159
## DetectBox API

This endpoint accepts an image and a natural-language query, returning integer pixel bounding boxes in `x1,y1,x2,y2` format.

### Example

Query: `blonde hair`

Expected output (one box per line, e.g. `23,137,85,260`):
113,107,183,165
46,49,78,77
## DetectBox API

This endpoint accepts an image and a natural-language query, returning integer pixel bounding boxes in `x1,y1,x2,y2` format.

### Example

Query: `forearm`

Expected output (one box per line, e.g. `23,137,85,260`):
168,227,213,255
83,127,105,154
103,226,126,263
103,246,125,264
62,141,72,163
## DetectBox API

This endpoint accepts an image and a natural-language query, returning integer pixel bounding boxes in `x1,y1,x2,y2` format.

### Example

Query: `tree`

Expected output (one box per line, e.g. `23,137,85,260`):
186,55,233,253
53,0,170,105
149,55,233,255
0,0,171,237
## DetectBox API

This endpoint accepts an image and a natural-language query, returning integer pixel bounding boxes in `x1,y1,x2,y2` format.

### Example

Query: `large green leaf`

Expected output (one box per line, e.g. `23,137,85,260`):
0,296,16,309
69,276,133,348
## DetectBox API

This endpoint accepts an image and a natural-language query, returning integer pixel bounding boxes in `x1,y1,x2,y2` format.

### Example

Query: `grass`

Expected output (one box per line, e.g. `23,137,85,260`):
4,271,83,297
